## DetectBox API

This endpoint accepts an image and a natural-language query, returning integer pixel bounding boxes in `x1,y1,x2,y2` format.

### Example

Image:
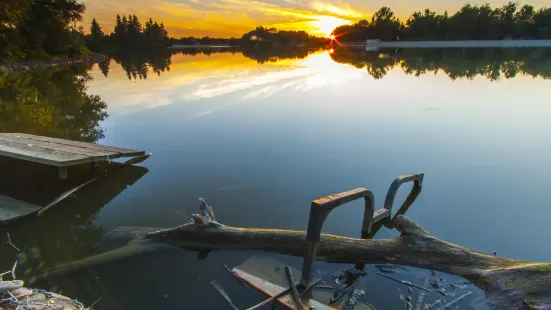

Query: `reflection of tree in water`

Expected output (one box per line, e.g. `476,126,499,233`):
0,65,108,142
176,46,317,64
178,48,238,57
241,46,321,64
110,49,174,80
331,47,551,81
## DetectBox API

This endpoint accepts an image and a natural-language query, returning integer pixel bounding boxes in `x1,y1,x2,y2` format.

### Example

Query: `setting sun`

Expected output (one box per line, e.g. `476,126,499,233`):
308,15,351,38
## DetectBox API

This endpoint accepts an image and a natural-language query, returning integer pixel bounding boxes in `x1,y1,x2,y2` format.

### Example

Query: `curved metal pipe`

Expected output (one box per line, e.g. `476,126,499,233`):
299,188,375,289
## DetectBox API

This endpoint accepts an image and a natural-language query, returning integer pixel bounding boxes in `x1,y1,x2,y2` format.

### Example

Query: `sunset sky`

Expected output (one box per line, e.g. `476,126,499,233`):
82,0,550,38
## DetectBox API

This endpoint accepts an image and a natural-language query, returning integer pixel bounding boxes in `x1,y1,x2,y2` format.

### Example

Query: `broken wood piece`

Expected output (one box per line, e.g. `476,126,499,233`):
285,266,304,310
300,277,324,298
376,273,431,292
436,291,472,310
211,280,239,310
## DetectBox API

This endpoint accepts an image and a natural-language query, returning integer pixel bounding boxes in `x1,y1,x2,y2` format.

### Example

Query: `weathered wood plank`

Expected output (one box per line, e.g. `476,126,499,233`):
233,269,333,310
232,256,368,310
0,140,91,166
0,195,42,225
3,133,145,157
0,135,121,158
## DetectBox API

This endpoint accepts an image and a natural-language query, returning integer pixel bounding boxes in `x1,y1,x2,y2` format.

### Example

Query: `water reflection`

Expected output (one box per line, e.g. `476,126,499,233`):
0,160,148,276
331,47,551,80
0,66,108,142
109,49,174,80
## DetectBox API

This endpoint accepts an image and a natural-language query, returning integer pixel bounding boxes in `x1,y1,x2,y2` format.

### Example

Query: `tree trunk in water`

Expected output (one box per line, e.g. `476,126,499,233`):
145,214,551,310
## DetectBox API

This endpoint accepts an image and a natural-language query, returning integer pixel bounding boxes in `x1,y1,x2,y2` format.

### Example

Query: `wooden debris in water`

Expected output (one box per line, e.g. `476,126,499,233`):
245,282,298,310
376,273,431,292
284,266,303,310
299,277,324,298
436,291,472,310
330,282,357,304
6,233,20,252
211,280,239,310
332,267,367,284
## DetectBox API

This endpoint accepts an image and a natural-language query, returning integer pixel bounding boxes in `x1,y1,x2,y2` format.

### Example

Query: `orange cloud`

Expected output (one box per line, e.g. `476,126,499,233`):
82,0,361,37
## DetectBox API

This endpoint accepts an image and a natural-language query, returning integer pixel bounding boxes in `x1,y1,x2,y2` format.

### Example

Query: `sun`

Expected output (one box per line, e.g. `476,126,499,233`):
309,15,351,38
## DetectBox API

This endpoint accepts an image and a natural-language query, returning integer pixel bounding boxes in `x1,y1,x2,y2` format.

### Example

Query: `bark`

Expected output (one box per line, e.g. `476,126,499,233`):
145,214,551,310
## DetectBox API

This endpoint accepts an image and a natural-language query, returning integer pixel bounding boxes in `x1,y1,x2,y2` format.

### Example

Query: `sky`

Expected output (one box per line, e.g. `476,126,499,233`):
82,0,550,38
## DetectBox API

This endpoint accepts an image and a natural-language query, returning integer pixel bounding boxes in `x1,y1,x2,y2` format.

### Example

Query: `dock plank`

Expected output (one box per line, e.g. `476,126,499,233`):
0,195,42,225
4,133,145,157
0,140,91,166
0,135,121,159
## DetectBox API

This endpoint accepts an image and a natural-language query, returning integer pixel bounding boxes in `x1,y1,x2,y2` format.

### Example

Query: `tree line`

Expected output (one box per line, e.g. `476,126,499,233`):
87,15,169,51
330,47,551,80
0,0,87,61
332,3,551,42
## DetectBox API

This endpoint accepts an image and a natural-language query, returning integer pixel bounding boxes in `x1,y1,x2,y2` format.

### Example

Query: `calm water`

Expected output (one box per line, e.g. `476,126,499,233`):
1,47,551,309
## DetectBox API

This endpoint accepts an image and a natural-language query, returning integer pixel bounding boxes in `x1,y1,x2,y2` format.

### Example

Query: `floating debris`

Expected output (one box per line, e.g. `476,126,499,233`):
223,265,252,291
436,291,472,310
211,280,239,310
376,266,396,273
343,288,365,310
363,301,377,310
315,284,335,290
284,266,303,310
300,277,324,298
426,299,442,309
330,282,357,304
332,268,367,284
6,233,20,252
377,273,432,292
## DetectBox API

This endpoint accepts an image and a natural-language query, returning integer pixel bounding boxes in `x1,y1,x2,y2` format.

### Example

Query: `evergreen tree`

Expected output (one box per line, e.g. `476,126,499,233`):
90,18,104,38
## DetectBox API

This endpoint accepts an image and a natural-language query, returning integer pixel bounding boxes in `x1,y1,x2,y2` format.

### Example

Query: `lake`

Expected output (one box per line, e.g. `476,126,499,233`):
1,47,551,309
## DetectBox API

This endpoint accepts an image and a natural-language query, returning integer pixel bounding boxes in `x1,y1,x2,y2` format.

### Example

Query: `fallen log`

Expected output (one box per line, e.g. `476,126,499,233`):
145,210,551,309
41,174,550,310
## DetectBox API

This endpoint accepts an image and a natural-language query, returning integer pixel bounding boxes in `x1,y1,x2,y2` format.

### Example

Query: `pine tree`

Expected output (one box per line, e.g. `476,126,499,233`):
90,18,104,38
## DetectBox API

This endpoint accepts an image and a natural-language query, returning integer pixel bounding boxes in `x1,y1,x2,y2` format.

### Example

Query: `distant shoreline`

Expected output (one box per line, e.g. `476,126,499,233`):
169,45,240,49
344,39,551,49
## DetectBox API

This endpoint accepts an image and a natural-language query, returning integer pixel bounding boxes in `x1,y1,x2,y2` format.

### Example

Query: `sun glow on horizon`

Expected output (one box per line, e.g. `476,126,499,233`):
308,15,352,38
83,0,359,38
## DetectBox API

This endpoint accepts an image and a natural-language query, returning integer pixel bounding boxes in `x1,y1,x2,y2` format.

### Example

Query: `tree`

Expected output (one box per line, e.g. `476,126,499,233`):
1,0,88,61
534,8,551,38
515,5,536,37
90,18,104,38
495,2,518,38
371,7,401,40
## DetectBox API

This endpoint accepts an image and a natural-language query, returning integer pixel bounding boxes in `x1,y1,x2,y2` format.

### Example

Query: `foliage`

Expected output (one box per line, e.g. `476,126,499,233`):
0,66,108,142
87,15,169,52
172,36,240,46
241,26,328,48
101,49,173,80
0,66,8,79
1,0,88,61
332,2,551,42
330,47,551,80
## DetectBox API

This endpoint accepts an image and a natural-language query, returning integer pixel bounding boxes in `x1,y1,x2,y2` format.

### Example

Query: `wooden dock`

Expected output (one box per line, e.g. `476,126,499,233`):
0,133,146,179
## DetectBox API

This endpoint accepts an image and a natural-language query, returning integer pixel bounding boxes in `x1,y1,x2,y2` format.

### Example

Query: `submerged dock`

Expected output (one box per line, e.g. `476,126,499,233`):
0,133,145,179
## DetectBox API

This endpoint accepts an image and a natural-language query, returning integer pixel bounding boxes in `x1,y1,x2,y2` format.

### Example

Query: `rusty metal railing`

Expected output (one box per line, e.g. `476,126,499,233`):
299,173,424,289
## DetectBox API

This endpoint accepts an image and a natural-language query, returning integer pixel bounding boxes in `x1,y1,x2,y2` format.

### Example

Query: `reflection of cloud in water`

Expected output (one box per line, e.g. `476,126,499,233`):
185,52,363,101
89,51,363,115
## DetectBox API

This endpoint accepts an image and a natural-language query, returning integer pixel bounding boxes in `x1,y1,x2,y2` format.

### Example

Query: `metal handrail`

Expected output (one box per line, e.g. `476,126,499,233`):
299,173,424,289
299,188,374,289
